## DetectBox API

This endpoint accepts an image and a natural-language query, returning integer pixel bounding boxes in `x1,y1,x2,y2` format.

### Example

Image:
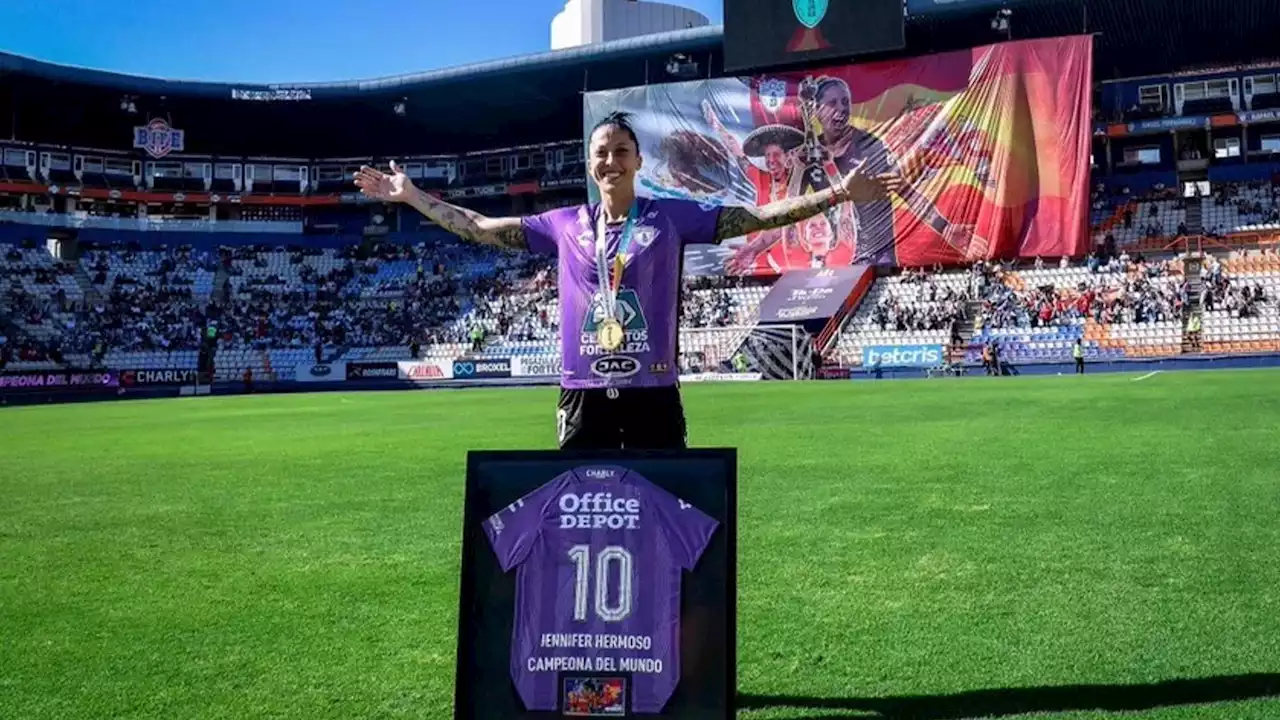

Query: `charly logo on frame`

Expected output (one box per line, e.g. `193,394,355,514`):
793,0,828,29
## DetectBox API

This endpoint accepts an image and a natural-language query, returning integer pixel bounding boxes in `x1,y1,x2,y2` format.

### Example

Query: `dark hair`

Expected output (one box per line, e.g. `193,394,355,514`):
814,76,850,103
590,111,641,155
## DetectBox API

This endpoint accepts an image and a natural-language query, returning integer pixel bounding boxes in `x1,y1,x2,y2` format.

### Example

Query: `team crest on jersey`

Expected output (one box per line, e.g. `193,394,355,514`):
583,289,647,332
758,78,788,114
631,226,657,249
132,118,185,159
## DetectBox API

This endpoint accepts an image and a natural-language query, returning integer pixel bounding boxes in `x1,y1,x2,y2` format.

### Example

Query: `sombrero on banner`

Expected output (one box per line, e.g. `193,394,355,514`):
742,124,805,158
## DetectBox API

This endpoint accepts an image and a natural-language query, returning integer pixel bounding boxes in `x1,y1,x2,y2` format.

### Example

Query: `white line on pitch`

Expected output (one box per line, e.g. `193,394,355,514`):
1132,371,1162,382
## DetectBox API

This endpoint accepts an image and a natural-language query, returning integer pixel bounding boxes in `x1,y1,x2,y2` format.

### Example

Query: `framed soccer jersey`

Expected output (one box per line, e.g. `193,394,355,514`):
455,449,737,719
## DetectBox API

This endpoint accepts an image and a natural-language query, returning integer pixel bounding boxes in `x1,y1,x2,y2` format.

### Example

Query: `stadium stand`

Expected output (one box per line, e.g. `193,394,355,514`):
967,255,1188,363
834,268,968,366
1199,249,1280,352
3,21,1280,387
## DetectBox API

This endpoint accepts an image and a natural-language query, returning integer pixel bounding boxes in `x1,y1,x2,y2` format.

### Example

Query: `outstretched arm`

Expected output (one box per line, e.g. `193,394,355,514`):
403,189,527,251
714,188,842,242
713,163,898,242
354,163,526,250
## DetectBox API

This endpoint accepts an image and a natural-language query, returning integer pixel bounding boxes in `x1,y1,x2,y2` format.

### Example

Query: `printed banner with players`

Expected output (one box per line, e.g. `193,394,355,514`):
584,36,1093,275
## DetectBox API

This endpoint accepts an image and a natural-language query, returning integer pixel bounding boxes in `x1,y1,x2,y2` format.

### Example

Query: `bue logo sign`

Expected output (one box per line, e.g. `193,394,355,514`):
133,118,185,159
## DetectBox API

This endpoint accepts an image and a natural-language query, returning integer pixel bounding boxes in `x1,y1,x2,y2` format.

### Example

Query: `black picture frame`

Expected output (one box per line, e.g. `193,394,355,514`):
454,448,738,719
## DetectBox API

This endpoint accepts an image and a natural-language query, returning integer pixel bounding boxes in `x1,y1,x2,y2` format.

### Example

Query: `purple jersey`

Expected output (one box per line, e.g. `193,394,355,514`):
484,465,719,713
522,198,722,390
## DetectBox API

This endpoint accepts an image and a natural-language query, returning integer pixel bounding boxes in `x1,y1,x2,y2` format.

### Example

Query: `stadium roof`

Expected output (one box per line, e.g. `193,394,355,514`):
3,0,1278,156
3,0,1278,99
0,26,724,99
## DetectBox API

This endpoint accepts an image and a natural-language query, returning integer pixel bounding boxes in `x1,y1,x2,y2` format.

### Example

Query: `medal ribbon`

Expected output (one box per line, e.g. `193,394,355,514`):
594,201,640,323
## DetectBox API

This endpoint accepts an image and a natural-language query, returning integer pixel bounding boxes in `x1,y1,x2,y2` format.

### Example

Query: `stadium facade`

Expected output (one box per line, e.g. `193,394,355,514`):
550,0,711,50
2,0,1280,404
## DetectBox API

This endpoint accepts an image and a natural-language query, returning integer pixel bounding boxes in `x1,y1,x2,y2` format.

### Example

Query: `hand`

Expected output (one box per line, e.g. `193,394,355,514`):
727,244,761,275
837,170,889,204
877,172,907,196
354,160,416,203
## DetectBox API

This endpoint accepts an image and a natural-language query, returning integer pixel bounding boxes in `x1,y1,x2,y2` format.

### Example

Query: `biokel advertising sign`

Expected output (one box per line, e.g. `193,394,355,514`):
511,355,562,378
294,362,347,383
452,358,512,380
862,344,945,368
345,362,399,380
121,369,199,386
397,360,455,381
757,266,866,323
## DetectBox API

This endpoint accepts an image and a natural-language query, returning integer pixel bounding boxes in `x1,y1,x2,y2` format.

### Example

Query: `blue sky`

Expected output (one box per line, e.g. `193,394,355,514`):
0,0,723,83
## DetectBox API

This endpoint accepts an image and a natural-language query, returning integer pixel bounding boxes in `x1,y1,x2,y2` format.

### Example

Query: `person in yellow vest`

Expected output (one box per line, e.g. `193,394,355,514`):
1073,338,1085,375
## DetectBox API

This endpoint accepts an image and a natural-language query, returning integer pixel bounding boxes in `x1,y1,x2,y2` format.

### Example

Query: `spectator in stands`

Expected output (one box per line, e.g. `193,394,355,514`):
355,111,892,450
1187,313,1202,351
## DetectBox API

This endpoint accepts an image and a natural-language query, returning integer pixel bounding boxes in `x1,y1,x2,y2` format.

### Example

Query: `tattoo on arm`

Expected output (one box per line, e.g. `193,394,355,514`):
714,188,839,242
410,188,527,250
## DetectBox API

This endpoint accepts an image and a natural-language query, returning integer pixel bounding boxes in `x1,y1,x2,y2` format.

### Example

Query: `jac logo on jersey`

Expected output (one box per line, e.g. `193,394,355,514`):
591,356,639,379
558,492,640,530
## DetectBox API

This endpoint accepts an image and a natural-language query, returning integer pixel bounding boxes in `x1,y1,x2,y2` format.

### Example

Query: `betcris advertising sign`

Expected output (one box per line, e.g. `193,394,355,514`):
452,358,512,380
862,344,945,368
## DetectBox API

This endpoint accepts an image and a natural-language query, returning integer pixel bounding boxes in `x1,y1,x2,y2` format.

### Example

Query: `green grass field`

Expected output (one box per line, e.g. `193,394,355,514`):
3,370,1279,719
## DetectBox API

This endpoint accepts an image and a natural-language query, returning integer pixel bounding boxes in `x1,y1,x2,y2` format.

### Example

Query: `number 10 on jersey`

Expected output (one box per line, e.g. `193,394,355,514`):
569,545,634,622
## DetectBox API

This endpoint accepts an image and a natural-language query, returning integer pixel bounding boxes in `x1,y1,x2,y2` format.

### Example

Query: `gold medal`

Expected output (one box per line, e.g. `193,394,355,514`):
597,318,625,351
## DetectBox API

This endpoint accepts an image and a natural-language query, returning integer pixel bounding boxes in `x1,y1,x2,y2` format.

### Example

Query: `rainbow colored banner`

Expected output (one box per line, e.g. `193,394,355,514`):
584,36,1093,275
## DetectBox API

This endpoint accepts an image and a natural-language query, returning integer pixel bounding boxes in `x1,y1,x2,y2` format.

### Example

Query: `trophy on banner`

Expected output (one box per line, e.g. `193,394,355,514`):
454,449,738,719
